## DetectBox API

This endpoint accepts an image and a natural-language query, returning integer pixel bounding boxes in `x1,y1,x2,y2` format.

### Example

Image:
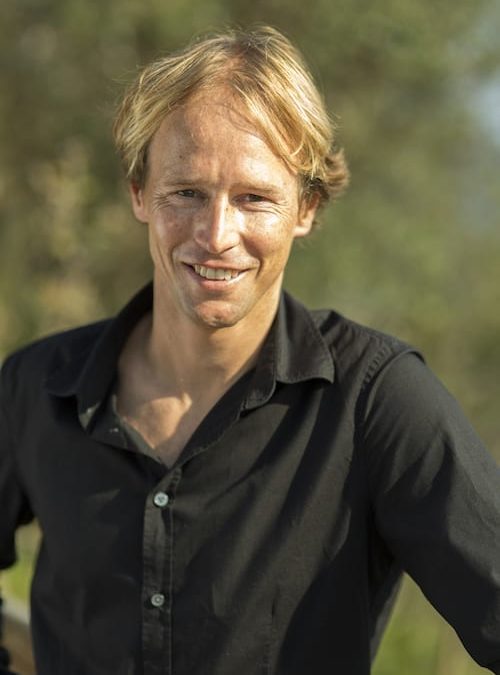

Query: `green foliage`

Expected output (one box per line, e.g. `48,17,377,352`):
1,1,499,672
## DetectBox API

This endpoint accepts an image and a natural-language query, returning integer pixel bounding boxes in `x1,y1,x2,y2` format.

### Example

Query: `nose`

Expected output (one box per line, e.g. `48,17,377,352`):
193,197,240,254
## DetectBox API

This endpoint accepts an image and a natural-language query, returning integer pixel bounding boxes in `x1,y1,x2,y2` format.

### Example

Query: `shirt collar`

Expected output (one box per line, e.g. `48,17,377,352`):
45,283,153,428
243,291,335,410
45,283,335,424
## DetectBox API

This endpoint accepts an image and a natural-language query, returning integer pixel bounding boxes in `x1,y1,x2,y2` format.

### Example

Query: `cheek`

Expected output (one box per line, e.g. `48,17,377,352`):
150,211,188,245
148,220,175,267
244,215,296,262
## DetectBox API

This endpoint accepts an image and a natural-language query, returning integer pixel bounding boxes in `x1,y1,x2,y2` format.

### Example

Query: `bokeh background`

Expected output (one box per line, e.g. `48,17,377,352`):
1,0,499,673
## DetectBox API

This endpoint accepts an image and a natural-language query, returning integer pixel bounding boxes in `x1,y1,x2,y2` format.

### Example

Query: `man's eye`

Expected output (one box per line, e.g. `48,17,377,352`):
177,189,198,198
243,194,265,203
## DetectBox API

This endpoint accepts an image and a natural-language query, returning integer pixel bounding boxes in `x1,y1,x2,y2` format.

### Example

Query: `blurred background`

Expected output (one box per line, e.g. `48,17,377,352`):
1,0,499,673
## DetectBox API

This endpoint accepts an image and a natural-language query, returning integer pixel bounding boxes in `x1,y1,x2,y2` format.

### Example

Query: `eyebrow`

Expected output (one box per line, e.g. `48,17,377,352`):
157,174,287,197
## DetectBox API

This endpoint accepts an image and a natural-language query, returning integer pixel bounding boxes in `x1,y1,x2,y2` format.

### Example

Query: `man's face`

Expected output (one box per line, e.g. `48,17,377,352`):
130,89,318,332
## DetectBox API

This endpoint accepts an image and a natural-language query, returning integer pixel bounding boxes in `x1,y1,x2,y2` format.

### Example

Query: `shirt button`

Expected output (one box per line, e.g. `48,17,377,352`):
153,491,169,508
150,593,165,608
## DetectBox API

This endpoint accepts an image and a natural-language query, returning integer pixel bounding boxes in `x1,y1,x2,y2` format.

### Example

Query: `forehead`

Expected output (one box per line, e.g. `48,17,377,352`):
147,91,298,186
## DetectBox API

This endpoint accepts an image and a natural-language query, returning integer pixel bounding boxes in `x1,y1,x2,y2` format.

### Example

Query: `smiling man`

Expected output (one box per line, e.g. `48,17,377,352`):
118,83,319,469
1,26,500,675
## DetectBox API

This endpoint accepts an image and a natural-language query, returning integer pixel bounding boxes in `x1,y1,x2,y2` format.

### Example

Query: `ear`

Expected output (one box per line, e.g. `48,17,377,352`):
129,182,149,224
294,193,320,238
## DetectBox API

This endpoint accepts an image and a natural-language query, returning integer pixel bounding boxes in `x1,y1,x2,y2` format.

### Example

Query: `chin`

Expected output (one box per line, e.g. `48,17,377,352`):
195,311,242,329
189,300,250,330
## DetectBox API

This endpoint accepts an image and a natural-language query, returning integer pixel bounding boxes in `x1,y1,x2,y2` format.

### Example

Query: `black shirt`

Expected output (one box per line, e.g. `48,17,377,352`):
1,284,499,675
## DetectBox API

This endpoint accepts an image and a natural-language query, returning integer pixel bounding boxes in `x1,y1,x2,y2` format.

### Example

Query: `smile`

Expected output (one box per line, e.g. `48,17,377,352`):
193,265,241,281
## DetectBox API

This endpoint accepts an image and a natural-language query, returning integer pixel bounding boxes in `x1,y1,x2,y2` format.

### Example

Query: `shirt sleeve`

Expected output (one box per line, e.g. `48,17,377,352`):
363,352,500,674
0,362,33,675
0,362,34,570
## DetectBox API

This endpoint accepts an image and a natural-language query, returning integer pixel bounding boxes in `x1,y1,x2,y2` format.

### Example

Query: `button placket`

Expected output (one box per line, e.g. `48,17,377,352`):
142,469,182,674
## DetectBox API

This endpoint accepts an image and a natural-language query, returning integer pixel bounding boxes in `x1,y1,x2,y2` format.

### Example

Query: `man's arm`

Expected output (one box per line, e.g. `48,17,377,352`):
363,353,500,674
0,363,34,675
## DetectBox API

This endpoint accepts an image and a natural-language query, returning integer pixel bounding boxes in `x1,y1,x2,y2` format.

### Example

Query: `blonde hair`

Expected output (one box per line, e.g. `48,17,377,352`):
113,26,349,212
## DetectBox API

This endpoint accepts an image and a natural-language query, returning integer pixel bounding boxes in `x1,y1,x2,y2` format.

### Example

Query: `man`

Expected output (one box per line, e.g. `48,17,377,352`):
0,26,499,675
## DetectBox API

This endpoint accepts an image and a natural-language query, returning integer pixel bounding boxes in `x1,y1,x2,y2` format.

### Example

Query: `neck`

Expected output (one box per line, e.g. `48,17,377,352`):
143,283,280,398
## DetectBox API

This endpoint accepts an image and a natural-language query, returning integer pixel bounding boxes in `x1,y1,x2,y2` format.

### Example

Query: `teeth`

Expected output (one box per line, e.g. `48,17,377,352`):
193,265,240,280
